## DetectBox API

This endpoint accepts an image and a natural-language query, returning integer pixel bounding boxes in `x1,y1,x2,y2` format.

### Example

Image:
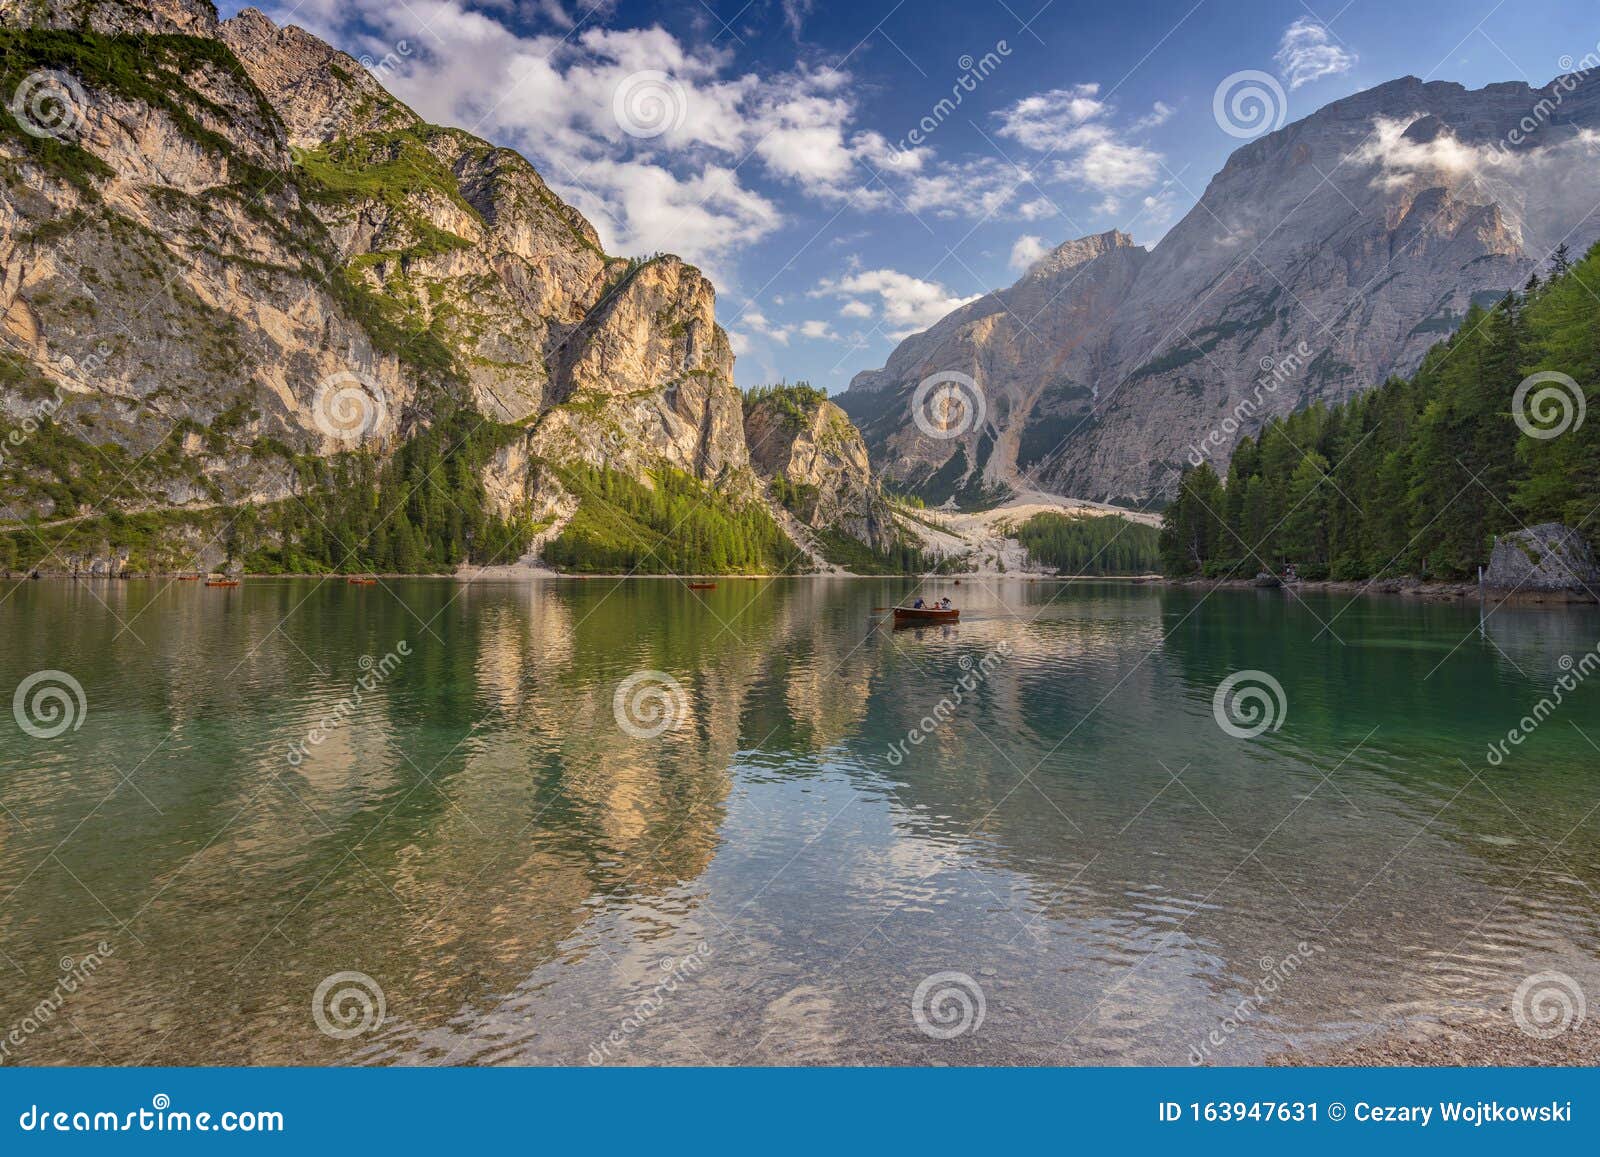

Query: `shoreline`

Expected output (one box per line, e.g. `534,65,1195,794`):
5,570,1596,605
1270,1010,1600,1067
1166,575,1598,605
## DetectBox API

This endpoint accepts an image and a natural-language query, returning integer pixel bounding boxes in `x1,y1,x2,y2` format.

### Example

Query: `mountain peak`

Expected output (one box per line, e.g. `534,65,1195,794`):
1022,230,1141,280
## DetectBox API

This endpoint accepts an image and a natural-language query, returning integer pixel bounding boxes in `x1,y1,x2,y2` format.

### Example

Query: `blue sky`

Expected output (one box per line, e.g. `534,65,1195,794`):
229,0,1598,391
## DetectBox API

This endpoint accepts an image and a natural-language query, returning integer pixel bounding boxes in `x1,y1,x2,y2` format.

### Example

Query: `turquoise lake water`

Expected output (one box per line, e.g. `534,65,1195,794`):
1,576,1597,1064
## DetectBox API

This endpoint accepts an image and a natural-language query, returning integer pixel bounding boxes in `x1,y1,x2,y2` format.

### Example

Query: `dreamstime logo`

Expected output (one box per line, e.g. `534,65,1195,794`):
912,971,985,1040
1511,970,1586,1039
1211,670,1287,739
1188,341,1315,467
1486,49,1600,165
884,643,1012,766
311,370,387,444
312,971,386,1039
612,70,687,139
0,941,114,1063
1486,643,1600,767
1189,941,1325,1064
1512,371,1585,441
285,642,410,766
9,69,87,141
358,38,413,83
612,670,686,739
12,670,87,739
588,942,713,1064
1213,70,1288,139
888,40,1011,158
911,371,986,440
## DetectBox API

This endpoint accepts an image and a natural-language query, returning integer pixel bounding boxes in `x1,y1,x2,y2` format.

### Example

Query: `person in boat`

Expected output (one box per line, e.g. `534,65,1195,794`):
940,597,952,609
912,597,925,609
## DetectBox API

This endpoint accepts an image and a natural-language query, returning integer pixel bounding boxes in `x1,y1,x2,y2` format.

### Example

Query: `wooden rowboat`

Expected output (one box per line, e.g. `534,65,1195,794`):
892,605,958,623
347,576,377,585
205,579,239,587
687,582,717,590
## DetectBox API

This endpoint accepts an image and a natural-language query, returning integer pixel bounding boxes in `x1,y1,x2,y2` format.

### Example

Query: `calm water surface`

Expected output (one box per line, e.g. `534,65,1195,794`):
1,577,1598,1065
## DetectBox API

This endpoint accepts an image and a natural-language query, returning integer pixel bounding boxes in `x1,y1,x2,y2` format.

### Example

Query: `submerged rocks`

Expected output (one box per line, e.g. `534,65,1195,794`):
1484,523,1600,595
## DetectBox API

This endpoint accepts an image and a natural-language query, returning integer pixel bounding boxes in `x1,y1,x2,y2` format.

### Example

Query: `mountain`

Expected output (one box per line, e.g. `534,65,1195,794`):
0,0,894,575
839,73,1600,505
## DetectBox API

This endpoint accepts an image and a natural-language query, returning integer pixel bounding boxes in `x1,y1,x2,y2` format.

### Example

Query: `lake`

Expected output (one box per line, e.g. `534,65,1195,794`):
1,576,1597,1065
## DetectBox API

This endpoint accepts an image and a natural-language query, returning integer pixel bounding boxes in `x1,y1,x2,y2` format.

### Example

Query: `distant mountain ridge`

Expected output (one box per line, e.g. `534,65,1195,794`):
840,72,1600,505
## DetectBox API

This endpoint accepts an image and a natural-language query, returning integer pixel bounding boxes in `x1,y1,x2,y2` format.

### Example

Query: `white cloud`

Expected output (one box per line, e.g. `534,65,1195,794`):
781,0,814,37
839,299,874,318
1132,100,1174,130
1350,115,1504,188
1137,187,1182,231
265,0,914,270
1009,234,1049,271
1052,126,1161,193
995,84,1164,196
738,307,794,345
812,269,982,339
1018,196,1058,220
996,84,1108,149
799,319,837,340
1275,18,1357,90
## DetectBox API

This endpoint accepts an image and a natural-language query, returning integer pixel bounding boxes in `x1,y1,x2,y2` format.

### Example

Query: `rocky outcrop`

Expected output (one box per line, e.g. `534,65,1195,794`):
0,0,805,562
842,74,1600,503
743,387,892,549
1484,524,1600,595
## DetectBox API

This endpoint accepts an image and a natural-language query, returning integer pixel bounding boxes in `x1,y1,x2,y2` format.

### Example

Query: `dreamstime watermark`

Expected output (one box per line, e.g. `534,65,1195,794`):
1213,70,1288,140
1186,341,1315,467
911,971,986,1040
612,670,686,739
310,370,388,444
0,388,64,472
1485,641,1600,766
285,643,410,766
888,42,1012,159
1512,371,1585,441
612,70,687,139
884,642,1012,767
359,38,413,83
17,1095,284,1134
1189,941,1325,1064
12,670,87,739
1212,669,1287,739
587,941,713,1064
2,343,115,471
0,942,114,1062
1511,970,1586,1039
311,970,386,1039
9,69,87,141
1486,49,1600,165
911,371,986,441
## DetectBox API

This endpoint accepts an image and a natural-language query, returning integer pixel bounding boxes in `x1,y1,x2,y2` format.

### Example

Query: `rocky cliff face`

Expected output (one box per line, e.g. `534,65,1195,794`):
0,0,783,566
742,388,891,549
841,73,1600,504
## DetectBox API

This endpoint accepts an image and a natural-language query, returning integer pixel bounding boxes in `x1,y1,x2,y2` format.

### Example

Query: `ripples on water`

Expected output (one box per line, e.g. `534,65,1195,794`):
0,577,1597,1065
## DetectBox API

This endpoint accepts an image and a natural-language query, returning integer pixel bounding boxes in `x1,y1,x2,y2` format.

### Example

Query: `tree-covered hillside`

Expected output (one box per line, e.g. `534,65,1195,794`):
1161,244,1600,581
1013,513,1160,574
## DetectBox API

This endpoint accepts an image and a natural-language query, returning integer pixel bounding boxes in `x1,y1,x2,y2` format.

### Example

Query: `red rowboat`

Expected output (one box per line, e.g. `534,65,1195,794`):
892,605,958,623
